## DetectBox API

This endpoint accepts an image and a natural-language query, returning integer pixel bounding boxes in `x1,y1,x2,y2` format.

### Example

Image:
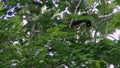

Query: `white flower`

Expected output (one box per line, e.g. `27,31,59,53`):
109,64,114,68
22,15,28,26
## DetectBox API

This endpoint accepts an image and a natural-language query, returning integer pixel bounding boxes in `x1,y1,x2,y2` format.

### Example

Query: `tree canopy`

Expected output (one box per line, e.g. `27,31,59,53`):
0,0,120,68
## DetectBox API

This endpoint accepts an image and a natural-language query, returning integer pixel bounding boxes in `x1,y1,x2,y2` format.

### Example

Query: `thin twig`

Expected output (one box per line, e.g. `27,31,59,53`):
94,29,97,43
106,34,117,41
74,0,83,13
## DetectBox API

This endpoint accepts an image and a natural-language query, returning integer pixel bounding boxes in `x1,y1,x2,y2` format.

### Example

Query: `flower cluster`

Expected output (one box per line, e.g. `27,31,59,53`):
0,1,21,19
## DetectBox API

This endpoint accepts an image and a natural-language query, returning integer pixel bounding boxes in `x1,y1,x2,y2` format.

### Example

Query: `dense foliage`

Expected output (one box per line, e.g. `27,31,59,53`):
0,0,120,68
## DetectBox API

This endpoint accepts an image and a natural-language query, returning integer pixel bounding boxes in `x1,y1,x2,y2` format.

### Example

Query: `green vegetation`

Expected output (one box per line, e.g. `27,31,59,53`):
0,0,120,68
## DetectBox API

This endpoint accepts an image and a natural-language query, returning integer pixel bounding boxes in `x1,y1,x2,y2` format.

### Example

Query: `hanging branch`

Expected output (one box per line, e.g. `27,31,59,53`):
69,0,83,28
105,19,108,35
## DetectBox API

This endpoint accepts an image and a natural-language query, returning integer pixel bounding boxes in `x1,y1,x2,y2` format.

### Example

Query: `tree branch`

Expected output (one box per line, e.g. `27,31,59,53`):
98,10,120,19
98,12,114,19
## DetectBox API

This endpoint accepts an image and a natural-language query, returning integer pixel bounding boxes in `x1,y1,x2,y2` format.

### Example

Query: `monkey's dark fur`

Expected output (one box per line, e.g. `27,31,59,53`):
68,20,91,28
